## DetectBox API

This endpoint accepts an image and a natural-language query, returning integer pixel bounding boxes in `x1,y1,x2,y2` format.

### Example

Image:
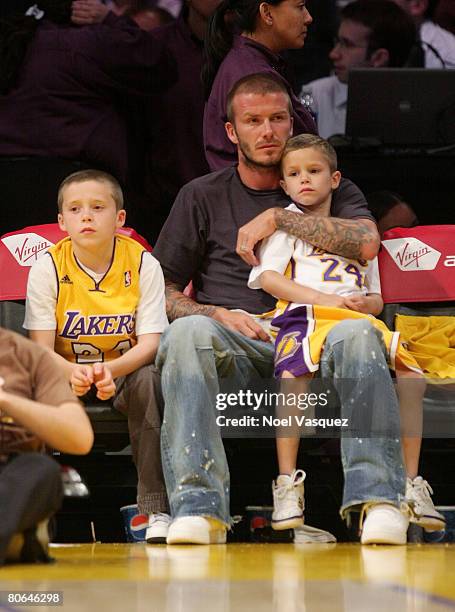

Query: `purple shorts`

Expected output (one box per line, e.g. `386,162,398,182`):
272,306,315,378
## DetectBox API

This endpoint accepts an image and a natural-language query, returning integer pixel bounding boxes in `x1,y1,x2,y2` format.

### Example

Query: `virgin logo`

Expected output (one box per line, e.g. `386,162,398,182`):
395,243,431,267
382,238,441,272
1,233,54,267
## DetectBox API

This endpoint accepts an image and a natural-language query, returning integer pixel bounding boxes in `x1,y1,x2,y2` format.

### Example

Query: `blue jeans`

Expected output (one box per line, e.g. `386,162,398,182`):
156,316,405,525
320,319,406,518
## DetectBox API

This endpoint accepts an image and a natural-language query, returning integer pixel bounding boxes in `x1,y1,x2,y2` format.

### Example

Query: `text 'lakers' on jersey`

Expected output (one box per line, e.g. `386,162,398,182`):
49,235,145,364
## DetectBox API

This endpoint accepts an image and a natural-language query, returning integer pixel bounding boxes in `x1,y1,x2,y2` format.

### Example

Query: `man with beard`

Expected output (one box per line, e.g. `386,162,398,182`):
153,73,408,546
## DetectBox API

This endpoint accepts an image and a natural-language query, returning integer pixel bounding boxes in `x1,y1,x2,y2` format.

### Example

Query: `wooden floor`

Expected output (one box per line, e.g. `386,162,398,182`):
1,543,455,611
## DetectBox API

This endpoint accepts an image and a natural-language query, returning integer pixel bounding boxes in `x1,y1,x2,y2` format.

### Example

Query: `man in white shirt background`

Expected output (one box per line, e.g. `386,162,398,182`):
392,0,455,67
301,0,416,138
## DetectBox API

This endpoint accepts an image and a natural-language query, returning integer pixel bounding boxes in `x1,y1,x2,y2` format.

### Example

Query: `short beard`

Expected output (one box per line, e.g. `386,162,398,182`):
238,142,281,170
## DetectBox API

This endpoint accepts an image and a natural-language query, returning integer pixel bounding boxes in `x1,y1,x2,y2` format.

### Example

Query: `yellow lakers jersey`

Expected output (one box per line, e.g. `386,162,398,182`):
49,235,145,364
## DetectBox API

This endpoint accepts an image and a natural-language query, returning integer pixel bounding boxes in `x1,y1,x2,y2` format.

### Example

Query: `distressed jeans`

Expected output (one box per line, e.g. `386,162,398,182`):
156,316,405,525
156,315,274,525
320,319,406,518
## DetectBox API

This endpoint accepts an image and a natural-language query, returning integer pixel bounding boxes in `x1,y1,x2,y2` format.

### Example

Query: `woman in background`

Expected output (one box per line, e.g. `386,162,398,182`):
202,0,317,171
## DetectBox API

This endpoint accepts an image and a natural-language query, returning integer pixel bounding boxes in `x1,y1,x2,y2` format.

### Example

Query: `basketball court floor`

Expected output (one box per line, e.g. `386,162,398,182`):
1,543,454,611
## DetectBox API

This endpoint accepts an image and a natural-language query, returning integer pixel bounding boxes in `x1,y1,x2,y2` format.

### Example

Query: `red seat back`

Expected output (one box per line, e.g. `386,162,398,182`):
0,223,152,301
378,225,455,303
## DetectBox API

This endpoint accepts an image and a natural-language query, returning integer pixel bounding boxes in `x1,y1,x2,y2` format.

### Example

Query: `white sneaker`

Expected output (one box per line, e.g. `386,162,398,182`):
146,513,171,544
272,469,305,531
360,503,409,545
406,476,446,532
166,516,227,545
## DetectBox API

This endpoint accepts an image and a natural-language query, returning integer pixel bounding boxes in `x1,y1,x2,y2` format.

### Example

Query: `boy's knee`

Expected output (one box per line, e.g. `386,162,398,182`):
116,366,162,416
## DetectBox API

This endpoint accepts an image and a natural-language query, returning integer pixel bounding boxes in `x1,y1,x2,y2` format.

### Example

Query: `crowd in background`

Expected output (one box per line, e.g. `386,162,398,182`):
0,0,453,239
1,0,454,555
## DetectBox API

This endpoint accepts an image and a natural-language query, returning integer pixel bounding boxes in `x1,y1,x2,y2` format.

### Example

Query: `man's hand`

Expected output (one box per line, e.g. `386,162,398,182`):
92,363,116,401
236,208,279,266
70,365,94,397
213,308,271,342
71,0,109,25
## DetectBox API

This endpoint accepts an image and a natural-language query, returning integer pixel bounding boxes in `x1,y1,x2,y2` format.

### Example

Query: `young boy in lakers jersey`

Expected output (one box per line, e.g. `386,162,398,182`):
24,170,170,542
248,135,444,534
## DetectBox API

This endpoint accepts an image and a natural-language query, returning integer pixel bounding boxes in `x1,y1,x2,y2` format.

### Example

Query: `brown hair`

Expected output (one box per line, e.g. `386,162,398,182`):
226,72,292,124
57,169,124,213
281,134,338,173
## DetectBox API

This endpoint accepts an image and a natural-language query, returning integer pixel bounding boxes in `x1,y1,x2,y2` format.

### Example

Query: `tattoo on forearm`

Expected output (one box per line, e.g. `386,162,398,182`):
165,280,217,322
275,210,377,259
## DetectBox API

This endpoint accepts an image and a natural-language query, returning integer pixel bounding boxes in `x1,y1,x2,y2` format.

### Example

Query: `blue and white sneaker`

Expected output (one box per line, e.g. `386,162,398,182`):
272,469,305,530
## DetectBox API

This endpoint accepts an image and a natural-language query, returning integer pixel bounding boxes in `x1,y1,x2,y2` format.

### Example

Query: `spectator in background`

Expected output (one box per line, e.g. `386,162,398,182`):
0,0,175,234
366,190,419,236
142,0,221,243
107,0,175,30
435,0,455,36
202,0,317,171
157,0,183,17
133,4,174,29
284,0,339,86
301,0,416,139
392,0,455,67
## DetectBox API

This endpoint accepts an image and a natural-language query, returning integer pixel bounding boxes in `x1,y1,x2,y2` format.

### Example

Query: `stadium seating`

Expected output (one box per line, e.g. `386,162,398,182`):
379,225,455,438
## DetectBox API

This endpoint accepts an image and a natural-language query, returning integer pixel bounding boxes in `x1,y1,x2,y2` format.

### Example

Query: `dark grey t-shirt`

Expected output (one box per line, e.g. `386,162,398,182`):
153,167,374,314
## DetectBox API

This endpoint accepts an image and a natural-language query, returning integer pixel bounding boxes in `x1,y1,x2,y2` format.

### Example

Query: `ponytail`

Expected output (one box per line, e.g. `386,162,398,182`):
201,0,285,99
202,0,235,99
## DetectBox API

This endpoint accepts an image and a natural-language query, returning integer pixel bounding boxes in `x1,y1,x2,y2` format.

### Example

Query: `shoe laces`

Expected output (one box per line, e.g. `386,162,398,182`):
411,477,433,500
149,512,170,525
275,469,306,499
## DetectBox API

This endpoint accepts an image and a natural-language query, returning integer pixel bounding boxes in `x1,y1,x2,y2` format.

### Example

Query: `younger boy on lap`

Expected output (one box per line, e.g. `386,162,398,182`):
24,170,170,542
248,135,444,540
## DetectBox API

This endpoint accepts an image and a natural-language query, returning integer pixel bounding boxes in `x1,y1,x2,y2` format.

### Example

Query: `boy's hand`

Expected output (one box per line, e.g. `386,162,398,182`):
71,365,94,397
92,363,116,401
317,293,348,309
344,294,371,314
